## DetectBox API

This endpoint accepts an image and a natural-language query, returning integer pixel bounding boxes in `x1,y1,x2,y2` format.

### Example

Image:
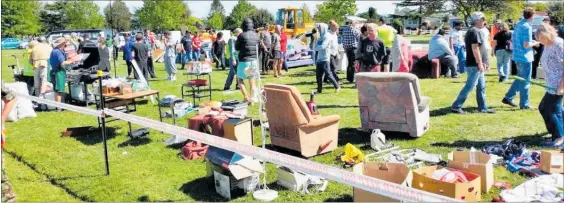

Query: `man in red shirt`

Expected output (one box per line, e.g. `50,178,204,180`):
192,32,203,61
280,29,288,72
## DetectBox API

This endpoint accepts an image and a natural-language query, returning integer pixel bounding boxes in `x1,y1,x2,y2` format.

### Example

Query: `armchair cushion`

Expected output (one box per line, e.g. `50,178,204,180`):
301,115,340,129
418,96,432,113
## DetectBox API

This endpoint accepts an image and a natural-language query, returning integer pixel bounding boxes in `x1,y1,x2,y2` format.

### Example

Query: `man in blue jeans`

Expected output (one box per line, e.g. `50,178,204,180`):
451,12,496,114
502,7,540,110
180,31,192,69
223,28,242,91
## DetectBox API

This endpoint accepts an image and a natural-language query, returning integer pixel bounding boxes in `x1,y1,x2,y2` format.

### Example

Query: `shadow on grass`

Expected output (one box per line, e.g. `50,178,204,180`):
69,126,119,146
286,81,317,86
430,106,518,117
325,194,353,202
338,128,417,148
179,176,229,202
51,174,105,182
431,133,550,149
118,137,152,148
137,195,173,202
264,144,304,158
288,70,316,77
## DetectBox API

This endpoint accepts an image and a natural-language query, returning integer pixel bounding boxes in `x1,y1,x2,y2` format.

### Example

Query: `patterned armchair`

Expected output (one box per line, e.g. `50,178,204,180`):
264,84,340,157
356,72,431,138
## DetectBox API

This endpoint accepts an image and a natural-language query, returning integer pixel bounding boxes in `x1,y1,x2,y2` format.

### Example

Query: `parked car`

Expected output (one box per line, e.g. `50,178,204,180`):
1,38,22,49
46,29,104,44
18,39,30,49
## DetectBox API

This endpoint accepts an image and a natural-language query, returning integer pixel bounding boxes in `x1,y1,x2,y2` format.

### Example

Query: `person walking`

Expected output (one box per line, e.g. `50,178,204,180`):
502,7,540,110
144,30,157,78
235,18,260,104
259,25,272,74
164,31,178,81
271,25,283,77
212,32,226,70
314,23,340,93
356,23,387,73
327,20,341,83
492,23,513,82
112,32,121,59
376,17,397,72
224,28,242,91
122,34,135,77
180,31,193,69
280,28,289,72
342,20,361,83
535,23,564,147
450,21,466,74
97,36,111,72
451,12,496,114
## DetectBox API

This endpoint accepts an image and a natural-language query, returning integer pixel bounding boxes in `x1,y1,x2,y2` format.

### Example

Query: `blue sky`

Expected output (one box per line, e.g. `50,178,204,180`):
92,1,398,18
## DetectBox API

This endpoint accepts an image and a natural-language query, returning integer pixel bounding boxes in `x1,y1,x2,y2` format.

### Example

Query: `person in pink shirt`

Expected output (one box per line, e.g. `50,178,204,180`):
280,29,288,72
192,32,203,61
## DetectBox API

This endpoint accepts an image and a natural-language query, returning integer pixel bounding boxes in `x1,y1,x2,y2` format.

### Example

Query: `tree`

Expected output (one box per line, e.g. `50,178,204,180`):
547,0,564,24
137,0,187,32
209,0,225,17
488,0,524,22
529,2,548,12
357,7,379,21
451,0,507,26
104,0,132,31
65,0,105,29
207,12,224,30
224,0,257,30
249,9,274,28
1,1,42,37
39,1,69,33
396,0,444,24
301,3,314,23
314,0,357,24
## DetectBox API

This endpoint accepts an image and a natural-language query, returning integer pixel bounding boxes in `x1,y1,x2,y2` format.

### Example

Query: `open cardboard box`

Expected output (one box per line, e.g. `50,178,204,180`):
412,166,481,201
447,151,494,192
540,150,564,174
353,162,413,202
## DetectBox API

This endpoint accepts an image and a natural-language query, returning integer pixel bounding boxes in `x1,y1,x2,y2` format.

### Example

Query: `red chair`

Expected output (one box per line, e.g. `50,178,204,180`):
411,50,441,79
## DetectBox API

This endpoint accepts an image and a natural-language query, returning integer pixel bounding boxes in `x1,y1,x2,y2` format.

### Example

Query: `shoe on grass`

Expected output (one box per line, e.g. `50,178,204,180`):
451,108,466,114
502,98,518,107
541,137,564,148
479,109,496,114
520,106,532,110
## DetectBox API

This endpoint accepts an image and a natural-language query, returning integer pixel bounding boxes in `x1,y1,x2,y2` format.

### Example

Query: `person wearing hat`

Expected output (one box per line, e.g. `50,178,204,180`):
451,12,496,114
50,38,78,105
502,7,540,110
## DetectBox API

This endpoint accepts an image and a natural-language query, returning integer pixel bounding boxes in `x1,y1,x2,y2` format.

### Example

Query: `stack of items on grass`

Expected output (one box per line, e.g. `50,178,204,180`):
183,60,213,75
158,95,194,118
2,82,37,121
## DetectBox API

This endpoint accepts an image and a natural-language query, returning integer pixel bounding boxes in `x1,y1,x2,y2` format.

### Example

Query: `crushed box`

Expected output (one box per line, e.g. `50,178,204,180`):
447,151,494,192
353,162,413,202
540,150,564,174
412,165,481,201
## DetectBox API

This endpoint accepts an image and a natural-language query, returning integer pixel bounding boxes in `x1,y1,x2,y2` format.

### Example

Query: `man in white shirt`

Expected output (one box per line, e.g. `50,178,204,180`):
450,21,466,73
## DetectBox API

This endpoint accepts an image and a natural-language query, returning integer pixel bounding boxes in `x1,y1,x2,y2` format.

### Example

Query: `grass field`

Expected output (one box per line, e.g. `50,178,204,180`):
1,48,551,202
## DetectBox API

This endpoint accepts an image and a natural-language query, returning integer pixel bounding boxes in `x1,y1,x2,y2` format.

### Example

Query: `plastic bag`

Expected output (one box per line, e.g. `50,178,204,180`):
340,143,365,164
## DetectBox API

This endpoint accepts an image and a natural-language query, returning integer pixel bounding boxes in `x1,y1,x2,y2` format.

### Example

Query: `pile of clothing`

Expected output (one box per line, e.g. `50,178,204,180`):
482,139,546,176
482,139,526,160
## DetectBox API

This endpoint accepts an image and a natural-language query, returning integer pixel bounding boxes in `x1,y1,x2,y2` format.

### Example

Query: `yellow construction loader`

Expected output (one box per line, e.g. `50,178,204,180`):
269,7,314,38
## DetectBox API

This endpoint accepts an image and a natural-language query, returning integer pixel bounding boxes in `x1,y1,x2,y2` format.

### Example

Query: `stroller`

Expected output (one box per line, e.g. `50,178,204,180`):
8,54,35,95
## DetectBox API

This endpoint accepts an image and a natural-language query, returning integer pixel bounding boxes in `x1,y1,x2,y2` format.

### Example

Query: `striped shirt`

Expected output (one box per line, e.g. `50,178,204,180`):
341,26,360,49
512,19,534,63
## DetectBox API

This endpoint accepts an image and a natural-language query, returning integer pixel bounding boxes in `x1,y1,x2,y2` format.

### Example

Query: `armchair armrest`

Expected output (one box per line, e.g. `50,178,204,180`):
301,115,340,129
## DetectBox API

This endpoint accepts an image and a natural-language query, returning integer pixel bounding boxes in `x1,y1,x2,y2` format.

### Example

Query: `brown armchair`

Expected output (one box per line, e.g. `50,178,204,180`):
264,84,340,157
356,72,431,138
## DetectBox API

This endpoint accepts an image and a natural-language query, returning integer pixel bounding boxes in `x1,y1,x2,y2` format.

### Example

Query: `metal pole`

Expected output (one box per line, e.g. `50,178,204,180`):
98,70,110,176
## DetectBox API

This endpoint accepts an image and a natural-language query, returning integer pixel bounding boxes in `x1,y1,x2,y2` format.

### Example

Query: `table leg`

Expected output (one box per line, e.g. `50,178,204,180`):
157,93,162,123
208,74,212,101
83,83,89,107
125,102,132,137
172,104,176,125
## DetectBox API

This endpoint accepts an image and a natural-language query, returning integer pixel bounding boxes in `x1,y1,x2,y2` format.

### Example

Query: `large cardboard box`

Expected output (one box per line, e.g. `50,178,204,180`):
448,151,494,192
205,146,264,199
223,118,253,146
412,166,481,201
540,150,564,174
352,162,413,202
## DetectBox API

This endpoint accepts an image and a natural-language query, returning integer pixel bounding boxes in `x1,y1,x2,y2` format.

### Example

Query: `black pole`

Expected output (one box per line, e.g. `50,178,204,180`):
98,70,110,176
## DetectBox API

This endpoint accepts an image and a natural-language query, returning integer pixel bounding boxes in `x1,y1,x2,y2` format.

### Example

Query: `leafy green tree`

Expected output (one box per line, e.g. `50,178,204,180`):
397,0,444,25
208,12,224,30
39,1,69,33
137,0,187,32
547,0,564,23
209,0,225,17
65,0,105,29
529,2,548,12
301,3,314,23
358,7,379,21
224,0,257,30
104,0,132,31
314,0,357,24
451,0,507,26
249,9,274,28
1,0,42,37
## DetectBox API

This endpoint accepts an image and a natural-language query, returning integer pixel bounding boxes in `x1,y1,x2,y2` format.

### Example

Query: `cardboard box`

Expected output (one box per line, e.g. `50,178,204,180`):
205,146,264,199
276,166,309,192
412,166,481,201
540,150,564,174
353,162,413,202
223,118,253,146
448,151,494,192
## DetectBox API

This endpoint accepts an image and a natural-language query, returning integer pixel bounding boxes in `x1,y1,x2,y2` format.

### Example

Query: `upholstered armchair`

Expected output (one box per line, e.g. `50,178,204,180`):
264,84,340,157
356,72,431,138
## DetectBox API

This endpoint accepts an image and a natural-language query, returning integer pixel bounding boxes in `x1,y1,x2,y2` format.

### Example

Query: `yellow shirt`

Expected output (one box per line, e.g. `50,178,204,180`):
30,43,52,68
377,25,396,48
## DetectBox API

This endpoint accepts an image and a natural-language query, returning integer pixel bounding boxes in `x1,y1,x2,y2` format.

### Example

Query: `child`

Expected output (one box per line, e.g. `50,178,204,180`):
356,23,386,72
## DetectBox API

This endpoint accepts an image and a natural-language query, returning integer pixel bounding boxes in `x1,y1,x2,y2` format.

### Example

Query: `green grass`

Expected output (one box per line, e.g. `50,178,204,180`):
1,49,551,202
